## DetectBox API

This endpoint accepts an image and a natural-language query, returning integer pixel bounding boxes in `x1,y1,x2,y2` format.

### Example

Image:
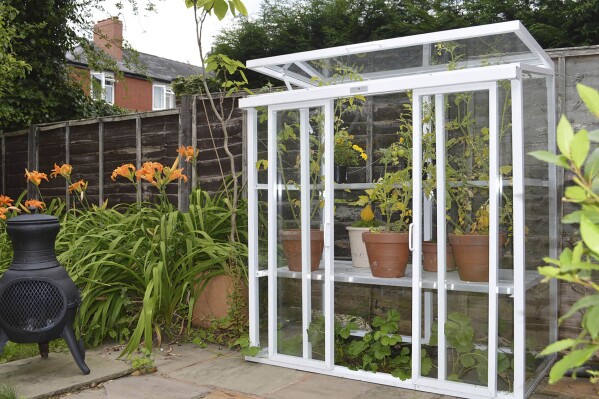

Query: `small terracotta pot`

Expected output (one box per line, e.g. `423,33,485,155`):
362,232,410,278
346,226,370,268
422,241,456,272
280,229,324,272
448,233,505,282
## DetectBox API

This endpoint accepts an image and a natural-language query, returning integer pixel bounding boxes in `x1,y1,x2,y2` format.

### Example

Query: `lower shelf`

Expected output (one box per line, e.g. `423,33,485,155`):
274,260,543,295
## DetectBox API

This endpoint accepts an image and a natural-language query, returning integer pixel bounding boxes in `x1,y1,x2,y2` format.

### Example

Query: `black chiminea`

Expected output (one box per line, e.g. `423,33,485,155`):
0,213,90,374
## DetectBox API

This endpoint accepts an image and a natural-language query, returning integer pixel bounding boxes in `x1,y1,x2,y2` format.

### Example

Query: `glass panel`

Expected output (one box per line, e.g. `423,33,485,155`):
258,31,543,86
104,80,115,104
522,73,553,389
275,106,326,359
91,73,102,100
153,86,164,110
498,80,514,392
441,89,491,387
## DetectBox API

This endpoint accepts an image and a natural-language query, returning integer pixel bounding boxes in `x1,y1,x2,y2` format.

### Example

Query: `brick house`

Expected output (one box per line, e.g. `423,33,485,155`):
67,18,201,112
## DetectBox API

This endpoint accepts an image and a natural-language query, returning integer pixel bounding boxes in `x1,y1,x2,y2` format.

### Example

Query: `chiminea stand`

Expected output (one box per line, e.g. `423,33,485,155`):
0,213,90,374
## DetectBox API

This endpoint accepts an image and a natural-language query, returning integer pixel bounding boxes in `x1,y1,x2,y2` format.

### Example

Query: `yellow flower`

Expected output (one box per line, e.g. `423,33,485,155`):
111,164,137,182
399,137,405,144
24,169,48,186
0,195,13,207
68,180,88,194
24,199,46,211
177,145,199,162
360,204,374,222
50,163,72,179
360,153,368,161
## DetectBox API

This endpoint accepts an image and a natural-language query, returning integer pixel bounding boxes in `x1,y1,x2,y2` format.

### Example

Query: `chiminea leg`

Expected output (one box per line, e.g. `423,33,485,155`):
38,342,49,358
62,325,90,375
0,329,8,354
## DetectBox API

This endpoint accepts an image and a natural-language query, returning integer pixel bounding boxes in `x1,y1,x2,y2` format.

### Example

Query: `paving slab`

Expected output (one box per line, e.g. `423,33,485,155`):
170,354,305,396
154,344,237,373
102,374,211,399
0,349,132,399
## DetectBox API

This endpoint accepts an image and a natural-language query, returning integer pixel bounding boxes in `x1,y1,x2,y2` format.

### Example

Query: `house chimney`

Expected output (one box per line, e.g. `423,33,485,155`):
93,17,123,61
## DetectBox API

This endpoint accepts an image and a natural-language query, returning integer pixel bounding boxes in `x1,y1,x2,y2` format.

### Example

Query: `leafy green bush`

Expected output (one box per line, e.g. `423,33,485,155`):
55,188,247,356
530,83,599,384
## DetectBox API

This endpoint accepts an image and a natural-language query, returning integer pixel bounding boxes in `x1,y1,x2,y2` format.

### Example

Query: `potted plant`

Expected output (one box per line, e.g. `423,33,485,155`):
346,204,382,268
275,112,325,272
444,119,512,282
334,130,367,183
355,140,412,278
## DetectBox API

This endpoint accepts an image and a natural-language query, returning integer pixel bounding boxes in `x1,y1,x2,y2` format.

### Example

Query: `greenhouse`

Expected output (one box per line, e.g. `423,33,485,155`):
239,21,557,399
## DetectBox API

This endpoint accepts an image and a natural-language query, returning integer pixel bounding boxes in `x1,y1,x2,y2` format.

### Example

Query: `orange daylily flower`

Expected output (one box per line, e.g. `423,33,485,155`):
25,169,49,186
24,199,46,211
177,145,199,162
0,195,14,207
136,162,164,187
50,163,73,179
165,168,188,184
111,163,137,182
68,179,88,194
0,207,7,220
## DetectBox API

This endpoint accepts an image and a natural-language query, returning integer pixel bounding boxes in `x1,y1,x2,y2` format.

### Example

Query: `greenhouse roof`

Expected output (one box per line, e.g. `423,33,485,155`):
246,21,553,89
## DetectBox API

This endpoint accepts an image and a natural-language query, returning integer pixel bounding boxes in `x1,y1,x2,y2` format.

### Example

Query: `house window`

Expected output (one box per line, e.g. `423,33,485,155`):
153,84,175,110
91,71,115,104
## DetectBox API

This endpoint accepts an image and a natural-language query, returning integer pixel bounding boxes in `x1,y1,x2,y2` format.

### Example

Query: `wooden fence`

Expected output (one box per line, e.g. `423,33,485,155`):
0,95,244,211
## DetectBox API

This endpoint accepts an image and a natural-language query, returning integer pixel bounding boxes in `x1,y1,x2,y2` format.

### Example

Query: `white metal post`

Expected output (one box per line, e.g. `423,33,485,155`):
247,108,260,347
546,74,559,344
511,77,526,398
435,93,447,380
488,83,500,396
411,93,423,380
300,108,312,359
323,100,335,368
267,107,278,358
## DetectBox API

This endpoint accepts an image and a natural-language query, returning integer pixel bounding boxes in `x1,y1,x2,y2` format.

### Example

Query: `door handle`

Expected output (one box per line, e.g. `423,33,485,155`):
409,222,414,251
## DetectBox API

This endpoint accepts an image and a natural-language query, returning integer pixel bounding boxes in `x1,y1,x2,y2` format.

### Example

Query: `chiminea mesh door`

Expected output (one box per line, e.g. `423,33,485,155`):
0,279,66,332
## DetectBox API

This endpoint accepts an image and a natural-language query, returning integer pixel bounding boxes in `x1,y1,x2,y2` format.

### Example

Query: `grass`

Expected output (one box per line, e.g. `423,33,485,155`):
0,340,69,364
0,382,19,399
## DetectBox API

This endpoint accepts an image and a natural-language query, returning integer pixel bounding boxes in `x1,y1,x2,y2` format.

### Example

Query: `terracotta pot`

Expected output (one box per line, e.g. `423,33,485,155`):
448,233,505,282
346,226,370,268
192,274,248,328
280,229,324,272
362,232,410,278
422,241,456,272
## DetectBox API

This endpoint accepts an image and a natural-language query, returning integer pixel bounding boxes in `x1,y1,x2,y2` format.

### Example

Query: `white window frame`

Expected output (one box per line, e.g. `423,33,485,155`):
153,84,175,110
90,71,115,105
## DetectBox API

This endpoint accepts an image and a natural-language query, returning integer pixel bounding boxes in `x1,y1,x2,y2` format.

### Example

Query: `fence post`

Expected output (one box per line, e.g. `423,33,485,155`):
136,117,142,203
98,120,104,206
1,135,5,194
27,125,39,199
178,95,192,211
65,123,70,210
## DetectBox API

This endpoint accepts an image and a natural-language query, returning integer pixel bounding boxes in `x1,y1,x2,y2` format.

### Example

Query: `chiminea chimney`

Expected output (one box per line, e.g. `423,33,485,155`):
93,17,123,61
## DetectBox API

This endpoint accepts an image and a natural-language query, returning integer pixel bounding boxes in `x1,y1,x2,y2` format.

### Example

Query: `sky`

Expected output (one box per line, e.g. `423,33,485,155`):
93,0,263,66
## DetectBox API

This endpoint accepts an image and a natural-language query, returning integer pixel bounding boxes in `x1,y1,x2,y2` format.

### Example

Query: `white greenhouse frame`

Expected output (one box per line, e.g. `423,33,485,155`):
240,21,558,399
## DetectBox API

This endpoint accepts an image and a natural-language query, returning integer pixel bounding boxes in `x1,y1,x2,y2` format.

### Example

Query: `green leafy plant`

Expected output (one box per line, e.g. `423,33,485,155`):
334,130,367,167
431,312,512,386
530,83,599,384
309,310,432,380
232,334,261,357
130,348,156,374
355,131,412,232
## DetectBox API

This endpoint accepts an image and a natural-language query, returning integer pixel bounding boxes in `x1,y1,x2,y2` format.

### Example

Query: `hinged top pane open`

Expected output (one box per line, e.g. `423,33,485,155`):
246,21,553,89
